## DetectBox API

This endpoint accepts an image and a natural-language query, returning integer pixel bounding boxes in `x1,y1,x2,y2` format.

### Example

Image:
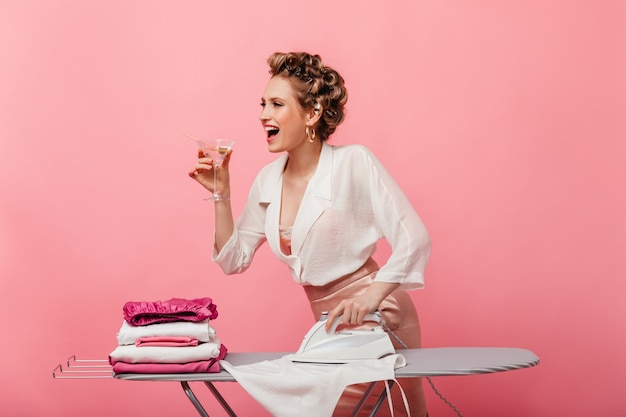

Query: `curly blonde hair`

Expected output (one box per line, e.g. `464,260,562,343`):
267,52,348,142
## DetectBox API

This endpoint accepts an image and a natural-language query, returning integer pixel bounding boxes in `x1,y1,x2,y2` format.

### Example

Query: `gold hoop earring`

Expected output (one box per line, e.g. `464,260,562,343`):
306,126,316,143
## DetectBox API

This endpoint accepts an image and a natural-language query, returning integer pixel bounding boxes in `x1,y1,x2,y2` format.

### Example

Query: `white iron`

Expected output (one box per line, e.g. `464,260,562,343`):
290,311,396,364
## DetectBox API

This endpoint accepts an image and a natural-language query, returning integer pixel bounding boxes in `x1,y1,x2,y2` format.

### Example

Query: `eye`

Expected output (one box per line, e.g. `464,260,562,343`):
272,101,283,107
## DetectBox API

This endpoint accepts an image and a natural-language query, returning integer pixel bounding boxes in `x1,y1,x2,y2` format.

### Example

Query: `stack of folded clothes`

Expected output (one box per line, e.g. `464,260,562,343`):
109,297,227,374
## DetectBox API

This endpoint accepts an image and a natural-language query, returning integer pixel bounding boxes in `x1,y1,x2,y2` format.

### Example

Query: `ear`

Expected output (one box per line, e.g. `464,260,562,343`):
305,103,323,127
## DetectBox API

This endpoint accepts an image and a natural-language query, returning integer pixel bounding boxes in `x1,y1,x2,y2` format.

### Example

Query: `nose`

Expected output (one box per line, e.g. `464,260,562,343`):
259,104,271,122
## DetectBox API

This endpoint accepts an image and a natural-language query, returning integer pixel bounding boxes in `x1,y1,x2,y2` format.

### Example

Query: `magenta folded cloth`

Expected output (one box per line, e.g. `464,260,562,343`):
112,359,221,374
123,297,218,326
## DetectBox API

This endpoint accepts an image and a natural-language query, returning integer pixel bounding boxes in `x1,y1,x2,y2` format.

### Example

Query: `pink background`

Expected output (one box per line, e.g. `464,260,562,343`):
1,1,625,416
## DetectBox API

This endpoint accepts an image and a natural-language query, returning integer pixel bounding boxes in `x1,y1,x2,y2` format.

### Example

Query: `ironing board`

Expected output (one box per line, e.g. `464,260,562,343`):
113,347,540,417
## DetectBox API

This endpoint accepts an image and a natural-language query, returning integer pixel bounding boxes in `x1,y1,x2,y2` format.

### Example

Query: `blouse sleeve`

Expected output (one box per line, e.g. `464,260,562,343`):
212,172,268,275
364,148,431,289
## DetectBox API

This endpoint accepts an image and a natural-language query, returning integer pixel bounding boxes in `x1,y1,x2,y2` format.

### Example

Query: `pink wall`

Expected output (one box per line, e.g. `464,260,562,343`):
1,1,624,416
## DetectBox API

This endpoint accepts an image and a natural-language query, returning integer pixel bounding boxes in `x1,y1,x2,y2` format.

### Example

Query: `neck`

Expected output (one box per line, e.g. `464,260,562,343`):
285,141,323,178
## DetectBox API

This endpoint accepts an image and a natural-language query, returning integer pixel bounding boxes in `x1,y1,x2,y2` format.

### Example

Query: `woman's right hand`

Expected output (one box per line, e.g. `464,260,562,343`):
188,148,233,199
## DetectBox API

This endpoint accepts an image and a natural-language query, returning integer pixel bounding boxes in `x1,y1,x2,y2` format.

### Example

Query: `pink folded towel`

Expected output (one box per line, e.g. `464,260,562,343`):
111,344,228,374
123,297,218,326
135,336,199,347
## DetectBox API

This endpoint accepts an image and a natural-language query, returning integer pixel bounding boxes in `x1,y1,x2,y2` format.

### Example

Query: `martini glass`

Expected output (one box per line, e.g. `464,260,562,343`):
184,134,235,201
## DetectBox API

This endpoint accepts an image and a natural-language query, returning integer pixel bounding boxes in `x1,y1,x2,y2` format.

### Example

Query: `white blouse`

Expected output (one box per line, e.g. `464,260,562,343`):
213,143,431,290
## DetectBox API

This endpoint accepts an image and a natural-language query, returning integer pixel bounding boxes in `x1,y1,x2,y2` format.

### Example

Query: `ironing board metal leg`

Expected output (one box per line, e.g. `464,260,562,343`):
180,381,211,417
350,382,378,417
368,380,394,417
203,381,238,417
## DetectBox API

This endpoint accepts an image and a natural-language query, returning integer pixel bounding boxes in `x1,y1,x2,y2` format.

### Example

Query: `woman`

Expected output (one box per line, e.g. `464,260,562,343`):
189,52,430,417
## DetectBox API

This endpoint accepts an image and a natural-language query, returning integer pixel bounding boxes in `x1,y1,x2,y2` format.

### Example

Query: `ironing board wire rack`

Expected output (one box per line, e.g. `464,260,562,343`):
52,355,113,379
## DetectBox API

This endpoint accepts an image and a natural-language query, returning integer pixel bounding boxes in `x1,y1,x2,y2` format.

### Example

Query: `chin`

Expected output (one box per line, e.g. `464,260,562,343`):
267,142,281,153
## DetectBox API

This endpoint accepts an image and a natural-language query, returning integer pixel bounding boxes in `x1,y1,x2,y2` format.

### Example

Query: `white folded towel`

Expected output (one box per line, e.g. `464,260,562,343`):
109,339,222,364
116,320,216,346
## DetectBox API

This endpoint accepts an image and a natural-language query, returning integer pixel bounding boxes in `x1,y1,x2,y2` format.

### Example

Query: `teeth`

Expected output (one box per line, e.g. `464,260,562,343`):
265,126,279,138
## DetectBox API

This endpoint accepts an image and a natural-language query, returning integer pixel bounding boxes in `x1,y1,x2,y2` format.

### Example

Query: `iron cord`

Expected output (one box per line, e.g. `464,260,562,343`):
382,322,465,417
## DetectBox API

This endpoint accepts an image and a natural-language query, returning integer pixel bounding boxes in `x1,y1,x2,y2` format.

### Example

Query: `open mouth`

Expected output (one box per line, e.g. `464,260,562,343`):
265,126,279,138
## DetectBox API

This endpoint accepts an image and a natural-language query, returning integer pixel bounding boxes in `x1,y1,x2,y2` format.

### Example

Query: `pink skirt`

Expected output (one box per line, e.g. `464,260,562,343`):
303,258,427,417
